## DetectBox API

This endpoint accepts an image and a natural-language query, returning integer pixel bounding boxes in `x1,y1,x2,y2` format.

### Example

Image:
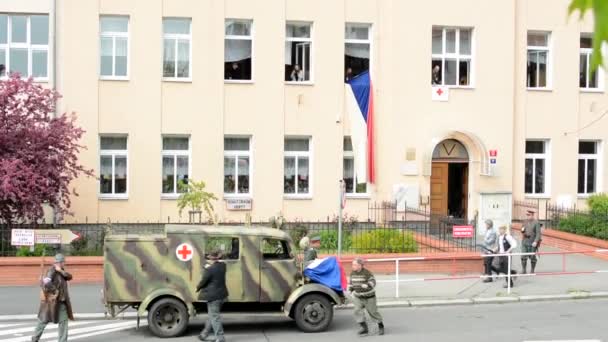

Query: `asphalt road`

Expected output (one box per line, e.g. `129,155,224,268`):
2,299,607,342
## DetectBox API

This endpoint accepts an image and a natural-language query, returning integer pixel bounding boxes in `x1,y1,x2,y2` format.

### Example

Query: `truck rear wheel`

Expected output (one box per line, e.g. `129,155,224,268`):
293,294,333,333
147,298,189,338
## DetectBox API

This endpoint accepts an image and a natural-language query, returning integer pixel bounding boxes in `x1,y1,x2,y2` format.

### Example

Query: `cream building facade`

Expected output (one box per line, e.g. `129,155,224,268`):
1,0,607,232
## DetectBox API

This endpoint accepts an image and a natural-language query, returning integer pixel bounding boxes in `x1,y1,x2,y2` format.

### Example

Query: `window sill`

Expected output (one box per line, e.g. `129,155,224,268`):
346,194,371,199
100,76,130,82
1,77,48,83
580,88,605,94
223,194,252,199
161,194,182,200
524,194,551,199
163,78,193,83
526,87,553,92
577,193,599,199
285,81,314,86
224,80,254,84
98,195,129,200
284,194,313,200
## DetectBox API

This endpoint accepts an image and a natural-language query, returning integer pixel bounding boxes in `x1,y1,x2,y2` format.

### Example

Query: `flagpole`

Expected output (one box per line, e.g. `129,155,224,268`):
338,180,344,259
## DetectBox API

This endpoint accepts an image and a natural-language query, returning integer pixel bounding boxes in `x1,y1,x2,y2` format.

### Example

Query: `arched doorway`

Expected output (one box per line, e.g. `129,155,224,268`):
431,139,469,219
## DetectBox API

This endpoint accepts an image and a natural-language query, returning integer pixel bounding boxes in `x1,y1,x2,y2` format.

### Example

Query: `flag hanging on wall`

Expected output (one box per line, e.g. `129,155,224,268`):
345,71,375,184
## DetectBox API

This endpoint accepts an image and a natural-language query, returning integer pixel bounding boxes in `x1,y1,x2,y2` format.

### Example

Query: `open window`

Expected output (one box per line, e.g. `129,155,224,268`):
285,22,312,82
224,19,252,81
205,237,240,260
345,23,370,81
262,239,291,260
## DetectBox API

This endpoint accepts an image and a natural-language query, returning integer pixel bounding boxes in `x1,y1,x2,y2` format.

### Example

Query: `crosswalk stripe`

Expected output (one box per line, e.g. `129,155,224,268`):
0,325,27,329
0,321,96,337
523,340,602,342
69,322,148,341
0,321,137,342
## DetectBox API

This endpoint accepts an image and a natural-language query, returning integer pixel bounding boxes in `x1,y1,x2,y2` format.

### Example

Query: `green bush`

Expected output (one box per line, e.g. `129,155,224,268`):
557,209,608,241
588,193,608,216
318,229,352,252
15,244,56,257
351,229,418,254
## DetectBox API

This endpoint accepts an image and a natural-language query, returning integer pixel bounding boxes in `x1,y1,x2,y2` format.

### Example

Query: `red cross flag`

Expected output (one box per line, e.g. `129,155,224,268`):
431,86,449,102
176,243,194,262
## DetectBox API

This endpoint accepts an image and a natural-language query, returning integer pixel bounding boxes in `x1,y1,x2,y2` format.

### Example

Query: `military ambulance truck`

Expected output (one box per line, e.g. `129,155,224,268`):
103,225,342,337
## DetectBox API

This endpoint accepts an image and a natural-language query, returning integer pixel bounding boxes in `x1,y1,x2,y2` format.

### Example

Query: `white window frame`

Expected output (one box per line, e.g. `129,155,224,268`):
283,137,313,199
161,136,191,199
285,21,314,85
578,140,603,196
343,137,369,197
0,14,49,81
579,35,605,92
98,135,129,199
431,26,475,88
224,19,254,84
526,31,552,90
162,18,192,82
223,136,252,197
524,139,551,197
99,15,130,81
345,22,373,79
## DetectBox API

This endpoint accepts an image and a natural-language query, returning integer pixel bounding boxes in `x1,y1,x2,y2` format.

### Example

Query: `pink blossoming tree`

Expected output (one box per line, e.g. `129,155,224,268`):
0,75,93,224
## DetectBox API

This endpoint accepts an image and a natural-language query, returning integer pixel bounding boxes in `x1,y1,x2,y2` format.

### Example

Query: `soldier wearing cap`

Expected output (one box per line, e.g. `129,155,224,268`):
32,253,74,342
303,235,321,267
348,257,384,336
521,209,542,274
196,250,228,342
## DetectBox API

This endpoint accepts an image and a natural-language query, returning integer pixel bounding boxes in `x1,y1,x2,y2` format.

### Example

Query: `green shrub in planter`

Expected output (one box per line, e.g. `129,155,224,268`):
318,229,352,252
15,244,56,257
351,229,418,254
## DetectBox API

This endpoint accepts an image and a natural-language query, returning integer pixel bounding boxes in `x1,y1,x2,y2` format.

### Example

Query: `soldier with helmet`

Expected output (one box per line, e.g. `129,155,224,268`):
521,209,542,274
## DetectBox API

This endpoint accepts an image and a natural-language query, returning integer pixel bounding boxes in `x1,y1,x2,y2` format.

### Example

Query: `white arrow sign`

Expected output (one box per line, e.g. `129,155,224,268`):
34,229,81,244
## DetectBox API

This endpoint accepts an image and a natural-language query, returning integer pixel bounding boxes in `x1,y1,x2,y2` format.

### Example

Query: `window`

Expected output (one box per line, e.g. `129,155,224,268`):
431,27,472,86
100,16,129,79
205,237,240,260
162,137,190,196
345,23,370,81
284,138,311,196
262,239,291,260
285,22,312,82
579,36,603,90
224,19,252,81
527,32,550,88
163,18,191,80
224,137,251,195
99,136,128,197
343,137,367,195
525,140,549,195
578,141,600,195
0,14,49,79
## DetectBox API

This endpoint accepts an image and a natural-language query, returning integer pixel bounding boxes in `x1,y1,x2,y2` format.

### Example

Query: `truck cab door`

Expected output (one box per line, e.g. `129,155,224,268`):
203,236,245,302
259,238,298,302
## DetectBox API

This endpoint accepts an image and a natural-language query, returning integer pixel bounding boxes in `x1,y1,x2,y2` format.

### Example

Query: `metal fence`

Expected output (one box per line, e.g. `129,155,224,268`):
0,202,478,256
545,203,608,240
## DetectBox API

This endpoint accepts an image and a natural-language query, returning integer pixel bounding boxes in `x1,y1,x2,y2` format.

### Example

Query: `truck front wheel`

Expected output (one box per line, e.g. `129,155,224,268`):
293,294,333,333
147,297,189,338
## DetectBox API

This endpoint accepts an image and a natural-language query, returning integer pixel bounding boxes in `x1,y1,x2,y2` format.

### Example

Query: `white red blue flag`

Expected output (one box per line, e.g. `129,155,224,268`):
303,256,348,293
345,71,375,184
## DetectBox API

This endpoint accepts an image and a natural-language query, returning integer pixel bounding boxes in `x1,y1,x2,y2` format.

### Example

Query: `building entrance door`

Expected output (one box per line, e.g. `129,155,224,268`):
430,139,470,220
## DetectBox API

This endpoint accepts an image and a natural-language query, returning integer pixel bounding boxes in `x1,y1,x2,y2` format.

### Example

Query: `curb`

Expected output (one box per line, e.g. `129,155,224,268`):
1,292,607,321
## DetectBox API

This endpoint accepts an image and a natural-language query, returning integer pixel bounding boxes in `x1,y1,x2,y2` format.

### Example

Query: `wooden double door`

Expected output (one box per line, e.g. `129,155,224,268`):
430,162,468,219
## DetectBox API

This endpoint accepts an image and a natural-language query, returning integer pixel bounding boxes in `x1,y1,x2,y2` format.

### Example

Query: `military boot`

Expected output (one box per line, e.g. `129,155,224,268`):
531,261,537,274
357,322,368,336
521,259,528,274
378,322,385,335
31,338,39,342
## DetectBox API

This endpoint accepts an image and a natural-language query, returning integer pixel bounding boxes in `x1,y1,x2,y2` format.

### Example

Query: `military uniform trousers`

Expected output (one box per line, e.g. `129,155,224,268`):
201,299,225,340
33,302,68,342
521,243,537,263
351,295,383,324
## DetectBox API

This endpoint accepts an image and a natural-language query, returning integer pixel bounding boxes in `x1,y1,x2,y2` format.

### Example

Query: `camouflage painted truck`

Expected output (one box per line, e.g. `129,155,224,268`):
103,225,342,338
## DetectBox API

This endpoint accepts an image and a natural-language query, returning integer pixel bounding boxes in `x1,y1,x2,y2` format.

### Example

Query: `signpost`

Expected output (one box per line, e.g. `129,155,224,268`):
337,180,346,259
452,225,474,238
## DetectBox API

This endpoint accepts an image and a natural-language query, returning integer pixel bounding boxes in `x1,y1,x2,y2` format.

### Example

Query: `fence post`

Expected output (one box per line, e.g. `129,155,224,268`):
395,259,400,298
507,255,512,294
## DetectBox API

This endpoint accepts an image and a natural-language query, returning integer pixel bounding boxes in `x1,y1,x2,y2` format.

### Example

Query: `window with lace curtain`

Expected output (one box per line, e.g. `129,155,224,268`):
162,18,191,80
284,138,311,196
343,137,367,195
224,137,251,195
162,137,190,196
99,136,128,198
100,16,129,79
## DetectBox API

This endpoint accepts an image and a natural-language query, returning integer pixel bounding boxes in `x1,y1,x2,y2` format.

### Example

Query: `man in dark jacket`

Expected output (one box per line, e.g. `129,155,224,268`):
348,257,384,336
197,251,228,342
32,253,74,342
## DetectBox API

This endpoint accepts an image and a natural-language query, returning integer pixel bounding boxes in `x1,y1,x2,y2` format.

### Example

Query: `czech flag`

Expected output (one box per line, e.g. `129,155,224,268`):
304,256,348,293
345,71,375,184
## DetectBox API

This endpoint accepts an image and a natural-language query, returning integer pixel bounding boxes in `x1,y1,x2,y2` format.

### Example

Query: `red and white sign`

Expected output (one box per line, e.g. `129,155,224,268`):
176,243,194,262
452,225,474,238
431,86,449,102
489,150,497,157
11,229,35,246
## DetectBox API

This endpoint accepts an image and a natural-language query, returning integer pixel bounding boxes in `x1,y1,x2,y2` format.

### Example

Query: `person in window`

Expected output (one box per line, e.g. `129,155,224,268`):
345,67,353,82
432,65,441,85
196,250,228,342
496,225,518,288
226,62,241,80
290,65,304,82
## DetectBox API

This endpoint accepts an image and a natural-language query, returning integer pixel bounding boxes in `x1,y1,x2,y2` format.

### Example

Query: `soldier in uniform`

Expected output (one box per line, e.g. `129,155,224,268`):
32,253,74,342
303,235,320,267
196,251,228,342
521,209,542,274
348,258,384,336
